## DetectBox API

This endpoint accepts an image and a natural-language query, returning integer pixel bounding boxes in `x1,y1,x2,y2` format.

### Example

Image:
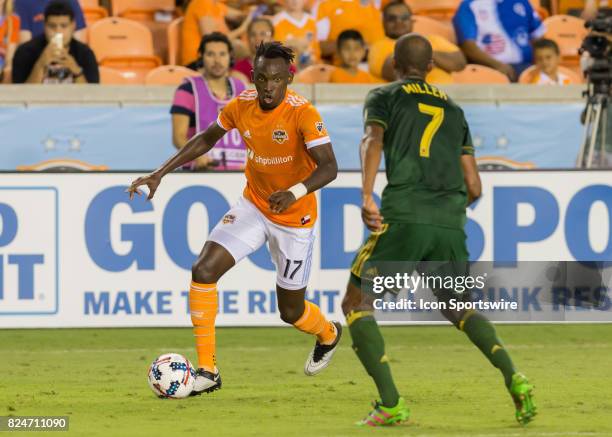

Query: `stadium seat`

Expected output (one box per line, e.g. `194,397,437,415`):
83,6,108,26
558,0,583,15
80,0,108,26
80,0,99,7
518,64,584,84
543,15,588,59
412,15,456,44
99,66,141,84
294,64,336,84
451,64,511,84
89,18,162,82
405,0,460,20
111,0,175,21
144,65,199,85
167,17,183,66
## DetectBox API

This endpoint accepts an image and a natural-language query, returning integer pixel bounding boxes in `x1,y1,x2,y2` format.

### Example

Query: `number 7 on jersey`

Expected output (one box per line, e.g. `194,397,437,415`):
418,103,444,158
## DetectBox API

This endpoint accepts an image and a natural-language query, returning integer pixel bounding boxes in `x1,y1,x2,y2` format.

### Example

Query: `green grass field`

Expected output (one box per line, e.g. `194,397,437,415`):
1,324,611,436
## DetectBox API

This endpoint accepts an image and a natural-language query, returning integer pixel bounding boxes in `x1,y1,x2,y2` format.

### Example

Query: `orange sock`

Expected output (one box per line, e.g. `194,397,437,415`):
189,281,218,371
293,301,337,345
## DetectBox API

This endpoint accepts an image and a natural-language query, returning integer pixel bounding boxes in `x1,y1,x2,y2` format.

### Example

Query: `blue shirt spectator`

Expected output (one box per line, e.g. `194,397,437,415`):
15,0,85,42
453,0,545,80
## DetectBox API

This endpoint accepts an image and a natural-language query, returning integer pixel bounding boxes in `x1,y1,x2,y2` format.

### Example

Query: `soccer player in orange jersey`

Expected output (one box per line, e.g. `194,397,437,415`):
128,42,341,395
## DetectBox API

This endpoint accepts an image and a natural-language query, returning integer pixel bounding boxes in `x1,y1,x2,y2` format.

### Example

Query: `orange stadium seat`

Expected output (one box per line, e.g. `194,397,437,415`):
167,17,183,66
405,0,460,20
111,0,175,21
412,15,456,43
145,65,199,85
558,0,584,15
79,0,108,29
543,15,588,59
89,17,162,82
451,64,511,84
294,64,336,84
518,64,584,84
99,66,140,84
83,6,108,26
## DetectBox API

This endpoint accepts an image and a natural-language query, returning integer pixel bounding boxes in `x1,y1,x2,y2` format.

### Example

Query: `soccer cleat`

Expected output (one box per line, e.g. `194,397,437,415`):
190,368,222,396
509,372,536,425
304,321,343,376
356,397,410,426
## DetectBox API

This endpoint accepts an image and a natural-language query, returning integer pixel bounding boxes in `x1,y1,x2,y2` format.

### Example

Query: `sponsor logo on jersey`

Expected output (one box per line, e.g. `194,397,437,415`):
315,121,325,135
272,129,289,144
301,214,311,225
222,214,236,224
246,148,294,165
243,130,252,139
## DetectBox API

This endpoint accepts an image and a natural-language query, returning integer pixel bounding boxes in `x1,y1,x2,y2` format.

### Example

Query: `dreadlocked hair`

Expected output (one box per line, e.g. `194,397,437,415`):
254,41,295,65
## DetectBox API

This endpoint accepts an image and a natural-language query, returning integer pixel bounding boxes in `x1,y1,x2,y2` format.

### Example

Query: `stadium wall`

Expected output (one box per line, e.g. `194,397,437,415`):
0,84,585,170
0,170,610,328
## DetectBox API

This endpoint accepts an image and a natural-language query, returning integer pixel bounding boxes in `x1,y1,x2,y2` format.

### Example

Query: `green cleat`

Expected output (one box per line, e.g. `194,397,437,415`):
510,373,537,425
356,397,410,427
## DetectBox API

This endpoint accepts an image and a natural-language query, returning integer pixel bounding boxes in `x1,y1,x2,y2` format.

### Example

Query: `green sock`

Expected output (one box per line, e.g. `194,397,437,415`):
348,311,400,408
461,311,516,388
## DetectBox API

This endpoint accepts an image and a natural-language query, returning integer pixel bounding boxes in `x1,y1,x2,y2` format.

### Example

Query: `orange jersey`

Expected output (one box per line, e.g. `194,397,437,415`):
368,35,458,83
529,70,573,85
273,11,320,63
217,89,331,228
330,67,382,83
181,0,229,65
314,0,384,46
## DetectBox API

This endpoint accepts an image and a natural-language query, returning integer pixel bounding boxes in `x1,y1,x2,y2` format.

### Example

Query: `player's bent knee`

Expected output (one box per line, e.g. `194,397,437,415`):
279,306,304,325
191,260,220,284
440,308,464,329
341,281,373,316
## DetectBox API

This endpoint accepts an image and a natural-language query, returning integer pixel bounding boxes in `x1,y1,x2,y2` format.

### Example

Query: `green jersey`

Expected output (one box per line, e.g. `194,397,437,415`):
364,78,475,229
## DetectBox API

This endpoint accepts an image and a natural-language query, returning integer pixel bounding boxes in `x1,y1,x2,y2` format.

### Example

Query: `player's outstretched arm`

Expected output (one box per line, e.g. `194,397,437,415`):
461,154,482,205
127,123,227,200
268,143,338,214
360,123,384,231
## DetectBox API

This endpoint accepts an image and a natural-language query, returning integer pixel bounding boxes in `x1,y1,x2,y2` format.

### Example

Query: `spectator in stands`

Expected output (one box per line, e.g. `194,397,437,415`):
181,0,254,66
171,32,247,170
1,0,20,81
453,0,545,81
233,17,275,80
330,30,380,83
273,0,319,69
369,1,466,82
15,0,85,42
12,0,98,83
526,38,573,85
314,0,384,59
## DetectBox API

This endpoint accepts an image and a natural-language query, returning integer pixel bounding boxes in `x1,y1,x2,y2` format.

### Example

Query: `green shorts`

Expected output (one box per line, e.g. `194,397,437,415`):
350,223,469,295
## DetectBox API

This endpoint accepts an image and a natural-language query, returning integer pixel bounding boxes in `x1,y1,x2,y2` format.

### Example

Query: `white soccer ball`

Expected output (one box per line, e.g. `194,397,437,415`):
147,353,195,399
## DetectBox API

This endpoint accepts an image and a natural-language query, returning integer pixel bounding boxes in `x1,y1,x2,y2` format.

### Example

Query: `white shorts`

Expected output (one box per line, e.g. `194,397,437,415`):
208,197,315,290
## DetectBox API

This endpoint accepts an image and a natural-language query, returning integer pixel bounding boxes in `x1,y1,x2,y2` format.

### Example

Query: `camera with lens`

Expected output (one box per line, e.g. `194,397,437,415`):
581,12,612,90
577,11,612,168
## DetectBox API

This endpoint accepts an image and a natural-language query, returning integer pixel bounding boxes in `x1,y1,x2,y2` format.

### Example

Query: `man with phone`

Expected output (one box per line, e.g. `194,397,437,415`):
12,0,98,83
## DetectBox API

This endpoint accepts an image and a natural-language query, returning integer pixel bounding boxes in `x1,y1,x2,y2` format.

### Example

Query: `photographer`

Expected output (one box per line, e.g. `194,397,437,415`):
12,0,98,84
579,11,612,167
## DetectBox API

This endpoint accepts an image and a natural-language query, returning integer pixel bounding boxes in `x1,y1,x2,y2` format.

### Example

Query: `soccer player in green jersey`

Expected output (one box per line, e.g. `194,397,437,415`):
342,34,536,427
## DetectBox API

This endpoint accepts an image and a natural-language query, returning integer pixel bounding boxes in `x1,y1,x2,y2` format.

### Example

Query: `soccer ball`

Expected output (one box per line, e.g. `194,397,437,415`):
147,353,195,399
